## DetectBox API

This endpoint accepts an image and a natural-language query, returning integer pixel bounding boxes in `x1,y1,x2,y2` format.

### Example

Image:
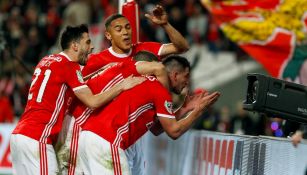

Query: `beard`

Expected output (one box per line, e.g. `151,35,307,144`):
171,87,181,95
78,51,88,66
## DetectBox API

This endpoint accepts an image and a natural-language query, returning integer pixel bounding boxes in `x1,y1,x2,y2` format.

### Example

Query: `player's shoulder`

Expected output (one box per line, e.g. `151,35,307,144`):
90,49,109,57
134,41,159,47
87,49,114,66
133,42,162,56
91,62,123,79
37,54,72,69
144,76,168,91
41,54,65,62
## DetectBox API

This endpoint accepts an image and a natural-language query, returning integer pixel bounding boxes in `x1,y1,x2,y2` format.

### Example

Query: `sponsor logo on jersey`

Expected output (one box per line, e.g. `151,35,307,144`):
76,70,84,83
164,101,173,114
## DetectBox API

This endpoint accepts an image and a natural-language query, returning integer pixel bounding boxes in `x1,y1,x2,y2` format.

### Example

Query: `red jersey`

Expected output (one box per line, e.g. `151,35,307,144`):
82,77,175,150
82,42,163,76
13,52,87,144
70,60,139,127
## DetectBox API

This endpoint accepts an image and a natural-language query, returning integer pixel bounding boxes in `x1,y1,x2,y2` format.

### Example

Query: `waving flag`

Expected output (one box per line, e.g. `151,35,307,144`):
201,0,307,80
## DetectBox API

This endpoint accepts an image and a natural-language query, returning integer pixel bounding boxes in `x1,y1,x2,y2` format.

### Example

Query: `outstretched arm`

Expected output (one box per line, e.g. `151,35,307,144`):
145,5,189,56
74,76,145,109
150,89,213,136
158,91,220,139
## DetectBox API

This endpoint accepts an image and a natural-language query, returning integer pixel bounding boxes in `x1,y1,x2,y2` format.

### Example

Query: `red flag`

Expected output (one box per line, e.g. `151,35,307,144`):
121,0,140,44
201,0,307,78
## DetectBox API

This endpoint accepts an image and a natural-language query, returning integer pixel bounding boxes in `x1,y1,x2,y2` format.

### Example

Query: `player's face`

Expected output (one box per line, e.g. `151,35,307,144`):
172,68,190,94
105,17,132,54
78,33,94,65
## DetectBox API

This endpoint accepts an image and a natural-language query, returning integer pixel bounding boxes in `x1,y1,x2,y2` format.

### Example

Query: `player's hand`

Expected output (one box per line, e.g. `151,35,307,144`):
145,5,168,26
195,91,220,113
182,88,209,110
290,131,303,147
121,75,146,90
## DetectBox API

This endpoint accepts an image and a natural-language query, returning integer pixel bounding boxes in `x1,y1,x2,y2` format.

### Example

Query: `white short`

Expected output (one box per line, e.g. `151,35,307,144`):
56,114,86,175
78,131,131,175
125,137,146,175
10,134,59,175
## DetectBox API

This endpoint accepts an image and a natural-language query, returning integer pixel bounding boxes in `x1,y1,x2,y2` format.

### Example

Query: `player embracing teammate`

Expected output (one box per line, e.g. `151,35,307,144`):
10,4,220,175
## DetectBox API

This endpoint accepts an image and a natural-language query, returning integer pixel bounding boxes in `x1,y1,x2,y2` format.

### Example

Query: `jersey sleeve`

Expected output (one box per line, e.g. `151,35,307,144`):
151,81,175,119
135,42,163,61
122,60,140,77
66,63,87,91
86,71,107,94
82,53,107,76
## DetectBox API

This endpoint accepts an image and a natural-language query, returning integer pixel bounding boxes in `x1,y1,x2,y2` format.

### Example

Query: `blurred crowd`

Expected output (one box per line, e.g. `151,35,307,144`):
1,0,278,137
192,102,276,137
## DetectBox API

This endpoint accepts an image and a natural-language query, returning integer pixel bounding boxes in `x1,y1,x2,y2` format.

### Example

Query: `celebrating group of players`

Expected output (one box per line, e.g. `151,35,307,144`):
10,5,220,175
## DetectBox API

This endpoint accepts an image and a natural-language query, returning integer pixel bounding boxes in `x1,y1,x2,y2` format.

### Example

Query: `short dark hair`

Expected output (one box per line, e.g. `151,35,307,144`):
60,24,89,50
133,51,159,62
162,55,191,72
105,14,126,29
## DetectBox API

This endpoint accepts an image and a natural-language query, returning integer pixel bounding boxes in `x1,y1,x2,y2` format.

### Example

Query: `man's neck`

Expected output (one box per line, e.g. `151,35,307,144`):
111,46,131,54
109,47,132,58
62,50,77,62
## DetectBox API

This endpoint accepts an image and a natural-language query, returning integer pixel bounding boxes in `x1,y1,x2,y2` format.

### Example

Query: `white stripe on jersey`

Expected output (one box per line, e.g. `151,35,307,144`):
113,103,154,147
157,113,175,119
75,108,93,125
40,84,67,143
102,74,124,92
68,73,125,175
72,84,88,91
75,73,125,126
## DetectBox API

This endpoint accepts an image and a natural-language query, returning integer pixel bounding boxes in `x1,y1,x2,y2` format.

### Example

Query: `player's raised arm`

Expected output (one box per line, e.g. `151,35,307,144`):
145,5,189,56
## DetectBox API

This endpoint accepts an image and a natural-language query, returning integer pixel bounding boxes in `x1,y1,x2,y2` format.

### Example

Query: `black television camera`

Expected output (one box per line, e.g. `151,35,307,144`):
243,73,307,123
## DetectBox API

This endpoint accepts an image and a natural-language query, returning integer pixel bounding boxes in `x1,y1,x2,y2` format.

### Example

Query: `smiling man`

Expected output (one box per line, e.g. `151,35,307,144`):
81,5,189,77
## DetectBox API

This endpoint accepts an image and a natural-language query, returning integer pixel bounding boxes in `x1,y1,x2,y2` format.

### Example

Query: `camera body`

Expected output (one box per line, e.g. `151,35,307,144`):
243,73,307,123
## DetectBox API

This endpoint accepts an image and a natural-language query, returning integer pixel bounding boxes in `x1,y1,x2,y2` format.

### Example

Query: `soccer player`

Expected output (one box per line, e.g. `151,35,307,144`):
10,24,145,175
81,4,189,77
59,5,189,175
78,55,220,175
57,51,168,175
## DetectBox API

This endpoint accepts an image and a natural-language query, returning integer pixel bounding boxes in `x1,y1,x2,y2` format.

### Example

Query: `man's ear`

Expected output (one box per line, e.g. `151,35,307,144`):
105,31,112,41
170,71,178,82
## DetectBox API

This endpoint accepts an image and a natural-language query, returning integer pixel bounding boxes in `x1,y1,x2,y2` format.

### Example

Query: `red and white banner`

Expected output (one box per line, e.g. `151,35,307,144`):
201,0,307,78
144,130,307,175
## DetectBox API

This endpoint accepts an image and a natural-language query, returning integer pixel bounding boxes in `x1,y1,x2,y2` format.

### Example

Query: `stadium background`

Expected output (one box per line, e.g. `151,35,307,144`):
0,0,307,174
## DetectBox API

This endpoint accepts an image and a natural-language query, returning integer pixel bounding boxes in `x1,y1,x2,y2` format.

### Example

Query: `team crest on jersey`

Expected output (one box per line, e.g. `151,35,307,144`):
164,101,173,114
76,70,84,83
